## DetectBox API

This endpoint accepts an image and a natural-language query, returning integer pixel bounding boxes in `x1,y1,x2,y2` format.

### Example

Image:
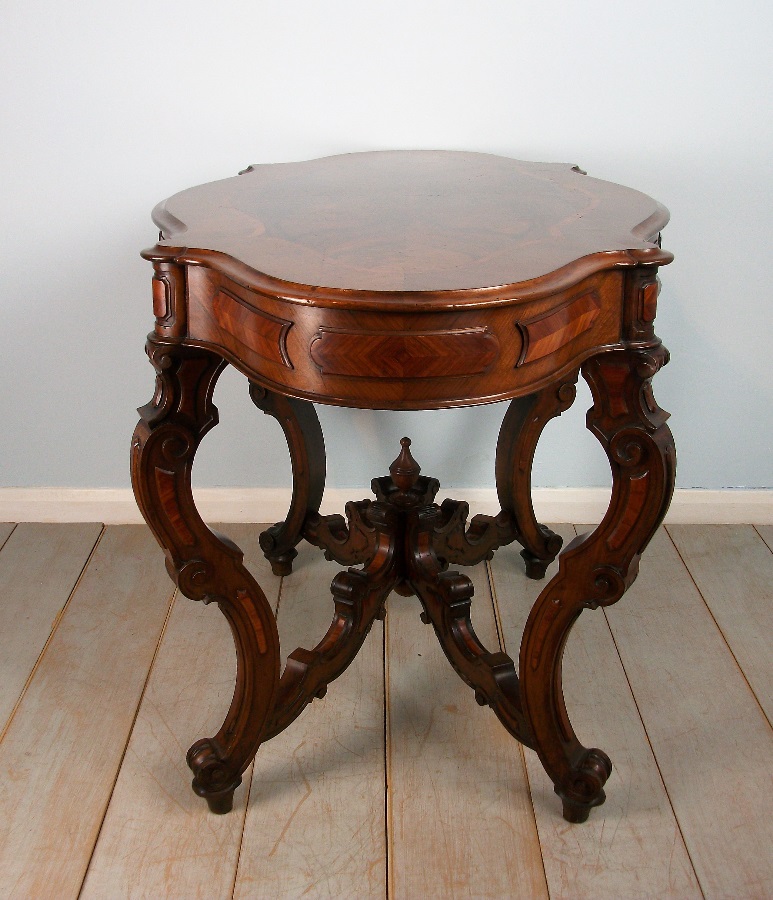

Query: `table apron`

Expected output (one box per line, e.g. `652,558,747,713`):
163,265,659,408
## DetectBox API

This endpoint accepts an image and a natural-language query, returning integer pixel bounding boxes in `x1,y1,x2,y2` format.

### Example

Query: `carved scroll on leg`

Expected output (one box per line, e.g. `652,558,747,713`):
131,338,281,813
263,501,398,740
407,507,533,747
519,346,675,822
303,500,377,568
495,375,578,578
430,499,518,569
249,384,326,576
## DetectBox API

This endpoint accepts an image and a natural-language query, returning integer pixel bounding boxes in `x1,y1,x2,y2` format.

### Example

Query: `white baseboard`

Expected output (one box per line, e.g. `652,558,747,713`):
0,487,770,525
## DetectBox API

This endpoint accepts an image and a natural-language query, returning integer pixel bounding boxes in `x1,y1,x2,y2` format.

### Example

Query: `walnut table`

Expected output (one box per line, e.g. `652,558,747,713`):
131,151,676,823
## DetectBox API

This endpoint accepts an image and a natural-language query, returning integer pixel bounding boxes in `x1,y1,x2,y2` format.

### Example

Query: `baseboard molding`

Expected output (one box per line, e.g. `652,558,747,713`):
0,487,770,525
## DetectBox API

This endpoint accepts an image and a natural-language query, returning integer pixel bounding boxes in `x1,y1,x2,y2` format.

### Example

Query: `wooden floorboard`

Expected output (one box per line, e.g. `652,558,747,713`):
0,522,103,735
81,525,274,900
490,527,700,899
0,526,175,899
386,558,548,900
234,541,387,899
667,525,773,724
1,522,771,897
601,526,773,898
0,522,15,549
755,524,773,552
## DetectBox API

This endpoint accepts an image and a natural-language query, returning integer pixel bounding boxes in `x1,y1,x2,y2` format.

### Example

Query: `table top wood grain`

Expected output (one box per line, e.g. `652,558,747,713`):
151,151,671,299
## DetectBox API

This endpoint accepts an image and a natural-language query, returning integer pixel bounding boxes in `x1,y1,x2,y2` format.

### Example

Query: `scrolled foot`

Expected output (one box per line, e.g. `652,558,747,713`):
555,748,612,822
187,737,242,814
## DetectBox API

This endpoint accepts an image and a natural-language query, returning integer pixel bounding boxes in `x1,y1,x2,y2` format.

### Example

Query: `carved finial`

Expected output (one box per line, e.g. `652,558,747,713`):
389,437,420,493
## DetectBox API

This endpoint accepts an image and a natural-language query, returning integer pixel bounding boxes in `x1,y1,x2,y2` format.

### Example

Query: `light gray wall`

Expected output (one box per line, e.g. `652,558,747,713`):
2,0,771,492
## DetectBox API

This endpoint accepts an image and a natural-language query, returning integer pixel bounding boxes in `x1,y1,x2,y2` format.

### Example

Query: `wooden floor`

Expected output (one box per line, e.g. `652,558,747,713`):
0,522,771,899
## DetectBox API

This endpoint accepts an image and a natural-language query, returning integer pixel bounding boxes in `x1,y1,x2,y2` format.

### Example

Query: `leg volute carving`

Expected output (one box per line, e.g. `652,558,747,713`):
431,500,518,569
495,375,579,579
519,345,676,822
406,505,534,747
262,501,398,741
131,338,281,813
303,500,377,567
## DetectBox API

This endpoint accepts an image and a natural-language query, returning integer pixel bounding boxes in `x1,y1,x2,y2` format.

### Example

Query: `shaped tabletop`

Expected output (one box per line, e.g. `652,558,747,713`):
150,151,670,297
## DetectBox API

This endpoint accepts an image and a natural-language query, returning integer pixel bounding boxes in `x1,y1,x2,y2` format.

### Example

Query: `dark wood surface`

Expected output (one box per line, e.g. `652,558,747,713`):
151,150,670,298
133,151,676,825
144,152,672,410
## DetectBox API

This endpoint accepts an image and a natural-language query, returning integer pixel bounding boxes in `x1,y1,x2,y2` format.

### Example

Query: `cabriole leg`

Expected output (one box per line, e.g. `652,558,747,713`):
495,375,579,579
249,384,326,577
131,337,281,813
519,346,675,822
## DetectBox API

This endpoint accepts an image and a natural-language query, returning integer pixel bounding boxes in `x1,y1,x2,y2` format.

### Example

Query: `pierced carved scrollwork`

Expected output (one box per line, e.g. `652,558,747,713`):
519,344,675,822
303,500,377,567
333,439,534,745
431,499,518,568
294,437,538,748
